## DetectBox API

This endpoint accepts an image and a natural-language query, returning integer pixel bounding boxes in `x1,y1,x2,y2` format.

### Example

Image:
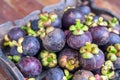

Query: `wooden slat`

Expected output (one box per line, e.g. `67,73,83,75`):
0,0,119,24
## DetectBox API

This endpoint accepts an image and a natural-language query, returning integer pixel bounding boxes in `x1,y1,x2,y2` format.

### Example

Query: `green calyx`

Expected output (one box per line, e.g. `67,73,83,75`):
3,35,24,54
7,55,21,63
80,42,99,59
39,13,57,23
63,69,73,80
12,55,21,63
69,19,88,35
22,23,37,37
107,53,117,61
59,56,79,71
108,17,119,28
38,22,55,38
40,50,57,68
107,46,117,53
106,44,120,61
101,60,115,79
3,34,14,47
85,13,108,27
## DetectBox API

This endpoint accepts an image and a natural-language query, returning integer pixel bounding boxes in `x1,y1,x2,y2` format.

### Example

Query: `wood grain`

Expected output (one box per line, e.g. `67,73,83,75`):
0,0,119,24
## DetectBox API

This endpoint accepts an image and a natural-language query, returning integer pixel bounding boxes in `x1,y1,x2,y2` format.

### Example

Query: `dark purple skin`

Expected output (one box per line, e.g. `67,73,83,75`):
42,28,65,52
51,16,62,28
72,70,94,80
9,46,21,56
67,31,92,50
30,19,39,31
58,48,79,71
113,70,120,80
62,8,85,30
99,32,120,52
8,27,26,41
17,56,42,77
89,26,110,46
79,50,105,71
45,67,64,80
22,36,40,56
113,58,120,70
107,32,120,45
77,5,91,15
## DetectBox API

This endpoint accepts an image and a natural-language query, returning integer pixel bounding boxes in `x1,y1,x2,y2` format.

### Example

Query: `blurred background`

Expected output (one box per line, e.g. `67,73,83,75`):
0,0,119,24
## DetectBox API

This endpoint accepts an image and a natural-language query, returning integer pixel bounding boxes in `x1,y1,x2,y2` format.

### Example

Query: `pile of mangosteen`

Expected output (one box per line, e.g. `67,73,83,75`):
1,0,120,80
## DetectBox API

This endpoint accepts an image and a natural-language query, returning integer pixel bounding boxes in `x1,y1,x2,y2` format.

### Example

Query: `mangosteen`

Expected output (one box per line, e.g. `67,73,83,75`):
13,36,40,56
79,42,105,71
66,19,92,50
77,5,91,15
21,36,40,56
113,58,120,70
62,8,85,30
45,67,64,80
101,60,115,79
17,56,42,77
89,26,110,46
39,50,57,68
39,12,62,28
3,27,26,47
41,27,66,52
72,70,94,80
58,48,79,71
7,27,26,41
105,33,120,47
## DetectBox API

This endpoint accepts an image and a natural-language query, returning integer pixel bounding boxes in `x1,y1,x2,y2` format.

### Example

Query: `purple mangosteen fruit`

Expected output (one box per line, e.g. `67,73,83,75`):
106,33,120,46
89,26,110,46
41,27,66,52
77,5,91,15
45,67,64,80
7,27,26,41
62,8,85,30
3,27,26,47
58,48,79,71
72,70,94,80
21,36,40,56
17,56,42,77
66,19,92,50
79,42,105,71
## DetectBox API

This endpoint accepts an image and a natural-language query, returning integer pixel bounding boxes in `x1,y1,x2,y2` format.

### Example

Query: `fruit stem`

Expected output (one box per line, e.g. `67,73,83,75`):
39,15,48,21
108,17,119,27
69,19,88,35
40,50,57,68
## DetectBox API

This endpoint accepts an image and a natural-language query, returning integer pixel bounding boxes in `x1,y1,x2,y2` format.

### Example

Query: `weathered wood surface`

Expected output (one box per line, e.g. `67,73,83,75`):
0,0,119,24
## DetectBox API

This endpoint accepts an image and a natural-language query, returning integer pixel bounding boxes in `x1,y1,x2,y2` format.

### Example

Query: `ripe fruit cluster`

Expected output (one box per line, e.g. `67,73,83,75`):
2,4,120,80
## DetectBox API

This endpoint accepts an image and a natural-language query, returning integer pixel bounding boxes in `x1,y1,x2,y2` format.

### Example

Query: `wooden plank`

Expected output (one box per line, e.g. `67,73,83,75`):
0,0,119,24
